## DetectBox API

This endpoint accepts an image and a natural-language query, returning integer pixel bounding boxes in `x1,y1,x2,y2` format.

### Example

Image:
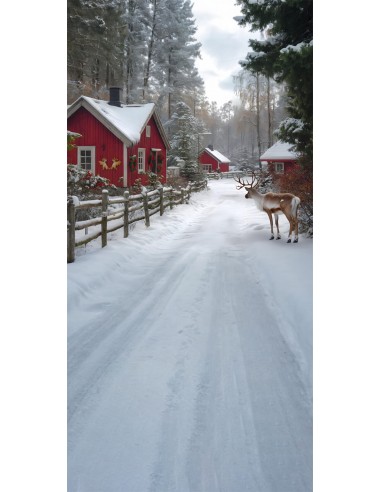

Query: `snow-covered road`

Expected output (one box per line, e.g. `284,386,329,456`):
67,179,312,492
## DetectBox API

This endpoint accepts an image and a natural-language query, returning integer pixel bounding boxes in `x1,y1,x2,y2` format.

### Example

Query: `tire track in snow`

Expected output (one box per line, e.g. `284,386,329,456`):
68,180,312,492
68,198,223,441
180,249,311,492
183,251,271,492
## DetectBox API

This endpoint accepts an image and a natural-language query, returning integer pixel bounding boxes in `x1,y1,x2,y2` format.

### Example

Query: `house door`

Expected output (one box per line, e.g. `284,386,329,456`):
151,149,162,174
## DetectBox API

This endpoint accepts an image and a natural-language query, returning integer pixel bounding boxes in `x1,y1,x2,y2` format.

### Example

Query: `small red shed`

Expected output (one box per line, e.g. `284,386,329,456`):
199,147,230,173
259,141,298,174
67,88,170,188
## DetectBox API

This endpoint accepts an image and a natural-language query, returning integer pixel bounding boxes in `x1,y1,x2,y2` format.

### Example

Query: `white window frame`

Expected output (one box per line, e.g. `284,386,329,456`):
138,148,145,174
275,162,284,174
146,125,151,137
203,164,212,173
78,146,95,174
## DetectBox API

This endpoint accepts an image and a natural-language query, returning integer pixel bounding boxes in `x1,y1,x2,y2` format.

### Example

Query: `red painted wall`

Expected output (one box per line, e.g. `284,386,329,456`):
67,107,125,186
127,115,167,186
199,150,229,172
67,108,167,187
284,161,296,173
263,160,298,175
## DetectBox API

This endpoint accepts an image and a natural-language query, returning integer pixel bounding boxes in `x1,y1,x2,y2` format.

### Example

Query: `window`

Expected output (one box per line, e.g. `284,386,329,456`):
138,148,145,173
203,164,212,172
146,125,151,137
78,146,95,174
275,162,284,174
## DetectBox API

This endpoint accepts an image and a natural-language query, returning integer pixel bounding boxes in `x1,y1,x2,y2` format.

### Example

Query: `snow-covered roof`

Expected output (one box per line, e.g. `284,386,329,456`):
203,148,231,163
260,141,297,161
67,96,170,148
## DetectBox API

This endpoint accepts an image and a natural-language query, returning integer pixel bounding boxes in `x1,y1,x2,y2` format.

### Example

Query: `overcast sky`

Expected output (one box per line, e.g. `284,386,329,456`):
191,0,256,107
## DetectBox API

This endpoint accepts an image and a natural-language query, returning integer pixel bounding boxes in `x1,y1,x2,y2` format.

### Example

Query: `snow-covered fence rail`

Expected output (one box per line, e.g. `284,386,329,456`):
206,171,244,180
221,171,245,179
67,180,207,263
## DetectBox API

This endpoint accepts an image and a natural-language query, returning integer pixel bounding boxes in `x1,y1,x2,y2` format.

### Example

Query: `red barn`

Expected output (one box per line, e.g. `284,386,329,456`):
67,88,170,188
259,141,298,174
199,147,230,173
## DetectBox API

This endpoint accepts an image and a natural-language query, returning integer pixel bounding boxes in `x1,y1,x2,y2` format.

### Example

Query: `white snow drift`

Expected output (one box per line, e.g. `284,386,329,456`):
68,178,312,492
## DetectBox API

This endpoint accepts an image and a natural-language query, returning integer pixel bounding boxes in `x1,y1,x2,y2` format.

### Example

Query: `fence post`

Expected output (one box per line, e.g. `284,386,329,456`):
101,189,109,247
142,190,150,227
181,188,185,204
123,190,130,238
169,188,174,210
159,186,164,216
67,197,76,263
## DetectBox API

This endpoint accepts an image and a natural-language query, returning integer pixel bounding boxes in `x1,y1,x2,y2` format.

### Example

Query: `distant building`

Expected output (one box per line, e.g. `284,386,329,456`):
260,141,298,174
199,146,230,173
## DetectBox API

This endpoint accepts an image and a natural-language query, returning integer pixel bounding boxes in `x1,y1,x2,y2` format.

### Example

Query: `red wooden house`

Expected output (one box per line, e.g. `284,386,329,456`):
199,146,230,173
67,87,170,188
259,141,298,174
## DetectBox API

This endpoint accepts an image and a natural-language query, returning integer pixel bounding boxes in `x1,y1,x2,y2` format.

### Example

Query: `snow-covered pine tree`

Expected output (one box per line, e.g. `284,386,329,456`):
167,102,205,181
142,0,162,102
124,0,151,103
236,0,313,162
67,0,204,111
152,0,203,119
67,0,128,99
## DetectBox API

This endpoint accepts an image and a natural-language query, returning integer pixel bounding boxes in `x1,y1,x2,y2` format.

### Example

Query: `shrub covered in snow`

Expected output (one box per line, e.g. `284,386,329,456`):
67,165,118,198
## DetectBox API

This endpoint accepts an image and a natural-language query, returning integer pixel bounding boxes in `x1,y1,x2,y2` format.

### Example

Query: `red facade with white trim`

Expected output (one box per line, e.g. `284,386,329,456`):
199,148,230,173
67,96,169,188
259,141,299,175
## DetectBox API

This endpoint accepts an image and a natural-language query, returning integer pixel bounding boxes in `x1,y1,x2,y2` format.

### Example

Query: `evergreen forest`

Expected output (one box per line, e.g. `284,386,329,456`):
68,0,312,179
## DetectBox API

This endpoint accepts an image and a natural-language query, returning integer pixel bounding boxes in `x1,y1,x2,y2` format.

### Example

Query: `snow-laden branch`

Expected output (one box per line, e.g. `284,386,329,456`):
280,40,313,54
276,118,304,135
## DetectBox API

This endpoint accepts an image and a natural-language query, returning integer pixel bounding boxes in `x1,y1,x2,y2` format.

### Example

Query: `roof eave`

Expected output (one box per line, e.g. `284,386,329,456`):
67,96,134,147
203,147,230,163
152,111,171,150
259,157,297,161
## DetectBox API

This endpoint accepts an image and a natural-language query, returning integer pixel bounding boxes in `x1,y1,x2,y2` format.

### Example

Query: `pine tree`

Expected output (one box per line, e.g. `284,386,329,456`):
236,0,313,162
124,0,150,103
154,0,203,119
167,102,205,181
67,0,128,99
67,0,204,111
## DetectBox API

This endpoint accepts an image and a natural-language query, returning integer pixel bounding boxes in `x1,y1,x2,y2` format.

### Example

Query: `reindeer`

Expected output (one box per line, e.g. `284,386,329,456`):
235,172,301,243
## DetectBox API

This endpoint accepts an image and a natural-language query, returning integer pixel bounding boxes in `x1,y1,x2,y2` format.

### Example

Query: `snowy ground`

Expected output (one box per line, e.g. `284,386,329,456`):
67,178,313,492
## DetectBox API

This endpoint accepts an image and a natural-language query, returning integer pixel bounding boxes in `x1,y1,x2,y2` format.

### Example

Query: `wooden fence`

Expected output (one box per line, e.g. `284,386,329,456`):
67,181,207,263
206,171,244,180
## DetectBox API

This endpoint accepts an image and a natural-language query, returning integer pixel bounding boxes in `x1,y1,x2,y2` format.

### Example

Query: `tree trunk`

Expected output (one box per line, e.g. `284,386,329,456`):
256,73,261,159
267,75,273,148
126,0,136,104
143,0,157,101
168,52,172,119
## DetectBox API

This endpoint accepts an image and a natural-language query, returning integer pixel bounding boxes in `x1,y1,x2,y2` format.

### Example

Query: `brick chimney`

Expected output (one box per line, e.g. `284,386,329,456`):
108,87,122,107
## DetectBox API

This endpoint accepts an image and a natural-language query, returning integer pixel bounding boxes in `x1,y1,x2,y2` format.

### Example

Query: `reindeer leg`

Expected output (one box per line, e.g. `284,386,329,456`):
285,214,293,243
275,214,281,239
266,211,275,239
293,218,299,243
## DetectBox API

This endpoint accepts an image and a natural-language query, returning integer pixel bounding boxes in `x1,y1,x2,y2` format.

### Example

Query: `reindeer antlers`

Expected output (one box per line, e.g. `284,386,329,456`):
234,171,259,190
